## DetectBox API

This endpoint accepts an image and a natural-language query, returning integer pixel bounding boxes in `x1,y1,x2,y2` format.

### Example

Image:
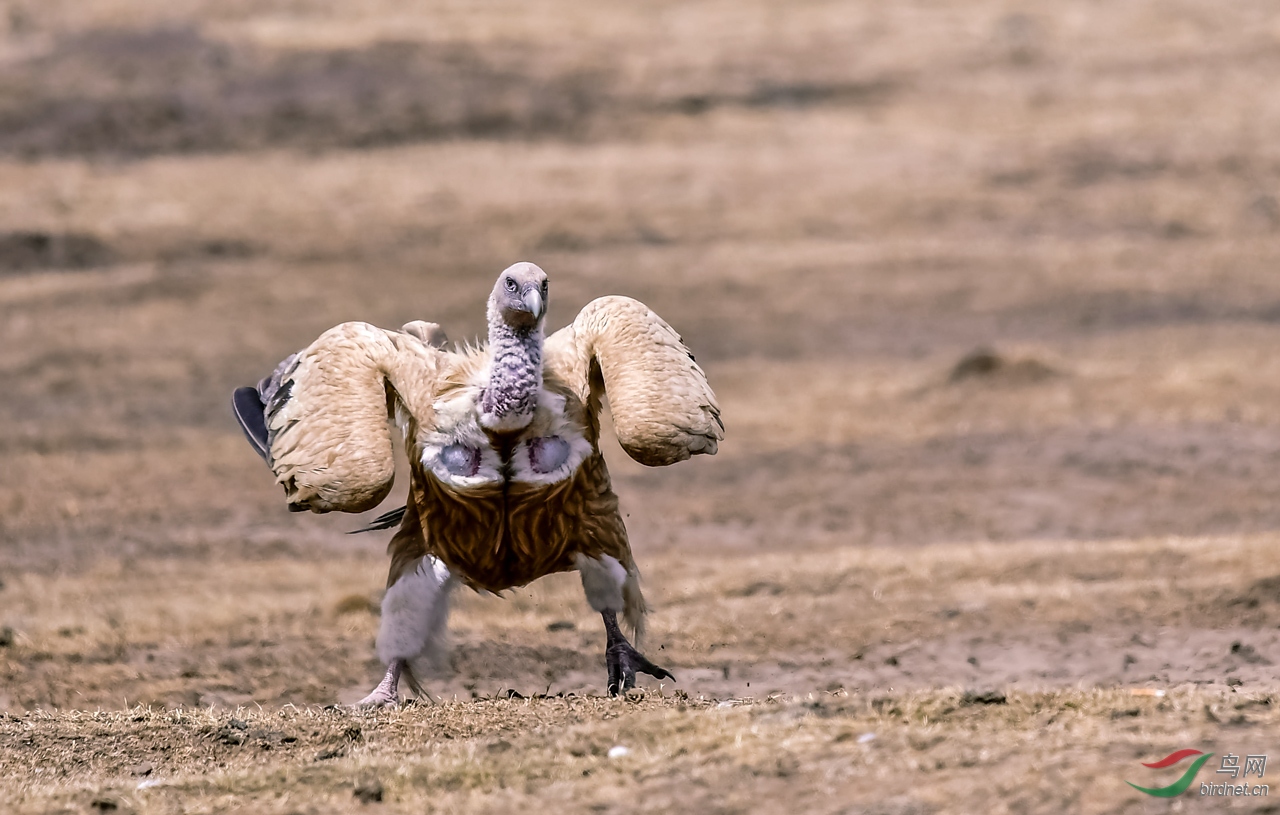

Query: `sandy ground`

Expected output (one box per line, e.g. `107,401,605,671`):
3,0,1280,812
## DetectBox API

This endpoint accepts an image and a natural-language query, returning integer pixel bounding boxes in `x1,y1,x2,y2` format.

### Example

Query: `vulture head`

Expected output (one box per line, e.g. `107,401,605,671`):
488,261,549,332
480,261,550,432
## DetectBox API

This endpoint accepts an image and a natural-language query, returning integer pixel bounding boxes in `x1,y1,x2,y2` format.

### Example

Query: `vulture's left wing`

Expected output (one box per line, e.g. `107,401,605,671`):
544,296,723,466
232,321,446,514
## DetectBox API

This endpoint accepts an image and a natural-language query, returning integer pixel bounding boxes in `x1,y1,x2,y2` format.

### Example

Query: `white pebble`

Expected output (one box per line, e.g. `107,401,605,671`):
607,745,631,759
857,732,876,744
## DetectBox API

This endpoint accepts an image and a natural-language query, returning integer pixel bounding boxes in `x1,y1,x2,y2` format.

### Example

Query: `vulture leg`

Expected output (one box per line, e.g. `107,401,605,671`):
360,500,455,706
575,553,674,695
361,557,455,706
602,609,675,696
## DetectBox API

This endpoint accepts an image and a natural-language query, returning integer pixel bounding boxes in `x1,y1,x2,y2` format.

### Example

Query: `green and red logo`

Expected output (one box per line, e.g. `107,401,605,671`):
1128,749,1214,797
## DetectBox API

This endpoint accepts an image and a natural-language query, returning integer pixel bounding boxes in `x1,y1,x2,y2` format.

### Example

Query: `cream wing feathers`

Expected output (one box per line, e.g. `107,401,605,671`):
264,321,444,513
545,296,723,466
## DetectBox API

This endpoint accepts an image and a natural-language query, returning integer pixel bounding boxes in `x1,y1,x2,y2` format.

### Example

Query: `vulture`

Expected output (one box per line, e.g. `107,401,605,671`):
232,262,723,705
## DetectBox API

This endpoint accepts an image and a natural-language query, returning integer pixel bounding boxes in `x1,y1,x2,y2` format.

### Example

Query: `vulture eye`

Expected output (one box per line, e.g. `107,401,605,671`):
505,277,517,292
541,280,549,293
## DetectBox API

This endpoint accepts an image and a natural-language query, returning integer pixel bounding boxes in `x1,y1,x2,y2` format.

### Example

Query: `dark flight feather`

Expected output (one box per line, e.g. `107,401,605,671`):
231,386,270,462
349,505,407,534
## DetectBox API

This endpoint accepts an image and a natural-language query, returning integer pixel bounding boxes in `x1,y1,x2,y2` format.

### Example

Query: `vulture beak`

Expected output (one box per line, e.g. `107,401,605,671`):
522,288,543,320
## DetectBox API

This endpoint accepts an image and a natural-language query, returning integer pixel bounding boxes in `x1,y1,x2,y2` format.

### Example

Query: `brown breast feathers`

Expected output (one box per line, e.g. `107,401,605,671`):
410,372,630,593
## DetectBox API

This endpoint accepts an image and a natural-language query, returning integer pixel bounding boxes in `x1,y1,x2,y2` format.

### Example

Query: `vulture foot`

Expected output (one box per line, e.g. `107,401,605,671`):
355,661,404,708
602,610,675,696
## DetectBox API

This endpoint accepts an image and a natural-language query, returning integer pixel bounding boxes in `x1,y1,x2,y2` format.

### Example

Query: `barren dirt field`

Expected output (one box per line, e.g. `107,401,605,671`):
3,1,1280,812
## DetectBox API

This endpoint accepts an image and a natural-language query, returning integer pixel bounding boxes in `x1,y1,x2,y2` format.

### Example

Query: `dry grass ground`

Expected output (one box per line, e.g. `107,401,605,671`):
5,688,1278,815
3,0,1280,812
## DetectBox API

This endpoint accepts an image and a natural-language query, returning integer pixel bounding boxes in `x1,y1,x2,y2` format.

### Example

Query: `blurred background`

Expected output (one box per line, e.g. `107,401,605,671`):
2,0,1280,720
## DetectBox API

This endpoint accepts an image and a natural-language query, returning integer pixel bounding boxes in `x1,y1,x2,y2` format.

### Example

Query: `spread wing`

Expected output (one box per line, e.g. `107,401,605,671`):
232,321,446,514
544,296,723,466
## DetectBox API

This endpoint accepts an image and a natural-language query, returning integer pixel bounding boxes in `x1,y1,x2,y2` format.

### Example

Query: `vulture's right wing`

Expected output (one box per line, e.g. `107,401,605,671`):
544,296,723,466
232,321,446,514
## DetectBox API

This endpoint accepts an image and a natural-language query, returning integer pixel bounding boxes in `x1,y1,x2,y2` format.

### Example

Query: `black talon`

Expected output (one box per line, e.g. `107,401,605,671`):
607,642,633,695
601,610,676,696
